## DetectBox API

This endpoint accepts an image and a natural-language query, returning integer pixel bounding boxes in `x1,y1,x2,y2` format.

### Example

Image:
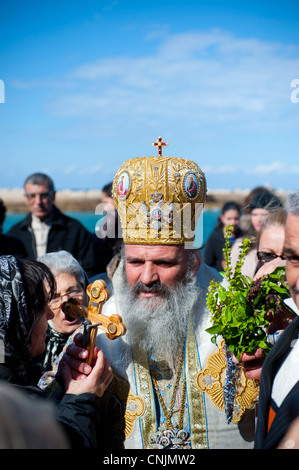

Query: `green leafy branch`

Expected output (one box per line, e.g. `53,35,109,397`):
206,226,290,361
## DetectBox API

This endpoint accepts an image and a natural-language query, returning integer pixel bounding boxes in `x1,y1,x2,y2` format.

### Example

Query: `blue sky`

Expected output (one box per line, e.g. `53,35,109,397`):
0,0,299,191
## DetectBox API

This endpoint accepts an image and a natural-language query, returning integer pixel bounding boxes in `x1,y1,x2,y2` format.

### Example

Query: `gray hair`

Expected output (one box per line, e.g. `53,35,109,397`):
37,250,88,287
24,173,55,192
286,191,299,215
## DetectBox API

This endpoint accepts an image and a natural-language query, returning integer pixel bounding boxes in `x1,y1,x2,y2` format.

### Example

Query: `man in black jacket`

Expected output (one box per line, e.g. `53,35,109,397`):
7,173,97,278
0,199,27,257
254,191,299,449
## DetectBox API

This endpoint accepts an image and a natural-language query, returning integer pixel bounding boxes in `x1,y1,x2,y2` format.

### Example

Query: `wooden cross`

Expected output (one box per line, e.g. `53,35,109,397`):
62,279,126,365
152,136,168,156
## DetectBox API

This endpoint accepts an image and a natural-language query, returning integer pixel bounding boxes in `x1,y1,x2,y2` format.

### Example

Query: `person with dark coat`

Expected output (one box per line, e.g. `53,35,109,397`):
6,173,97,278
254,192,299,449
204,201,242,272
0,199,26,257
93,181,123,278
0,255,114,449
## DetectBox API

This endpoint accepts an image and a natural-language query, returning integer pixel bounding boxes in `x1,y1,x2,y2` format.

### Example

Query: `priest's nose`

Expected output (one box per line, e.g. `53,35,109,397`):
139,262,159,285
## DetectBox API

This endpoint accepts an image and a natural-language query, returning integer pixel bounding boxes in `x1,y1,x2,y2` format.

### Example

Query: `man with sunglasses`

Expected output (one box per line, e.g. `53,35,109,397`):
255,191,299,448
7,173,97,278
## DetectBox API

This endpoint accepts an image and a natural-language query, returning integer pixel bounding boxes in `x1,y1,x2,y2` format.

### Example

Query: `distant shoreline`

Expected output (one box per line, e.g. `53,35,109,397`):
0,188,290,213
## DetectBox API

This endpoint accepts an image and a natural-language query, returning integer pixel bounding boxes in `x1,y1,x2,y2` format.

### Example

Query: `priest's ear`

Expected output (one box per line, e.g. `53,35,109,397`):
187,249,200,278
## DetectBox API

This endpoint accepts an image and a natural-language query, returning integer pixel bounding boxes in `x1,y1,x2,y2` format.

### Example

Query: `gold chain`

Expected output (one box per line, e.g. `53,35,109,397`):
149,349,186,430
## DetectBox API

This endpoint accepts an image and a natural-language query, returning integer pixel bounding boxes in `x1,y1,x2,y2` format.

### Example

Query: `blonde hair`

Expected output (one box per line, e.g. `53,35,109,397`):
257,209,286,248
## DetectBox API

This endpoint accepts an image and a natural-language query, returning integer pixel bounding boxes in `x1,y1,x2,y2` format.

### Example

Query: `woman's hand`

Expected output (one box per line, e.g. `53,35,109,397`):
253,258,294,334
58,333,114,397
253,258,286,281
232,347,265,381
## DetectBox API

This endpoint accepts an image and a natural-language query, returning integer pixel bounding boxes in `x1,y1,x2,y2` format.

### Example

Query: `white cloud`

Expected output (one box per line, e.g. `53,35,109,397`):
48,29,299,133
63,165,77,175
77,163,103,176
10,79,44,89
40,27,299,192
203,164,239,174
204,161,299,177
246,162,299,175
246,162,287,174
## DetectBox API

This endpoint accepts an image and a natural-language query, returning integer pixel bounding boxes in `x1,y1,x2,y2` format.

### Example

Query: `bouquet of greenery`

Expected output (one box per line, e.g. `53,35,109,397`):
206,226,291,422
206,226,290,362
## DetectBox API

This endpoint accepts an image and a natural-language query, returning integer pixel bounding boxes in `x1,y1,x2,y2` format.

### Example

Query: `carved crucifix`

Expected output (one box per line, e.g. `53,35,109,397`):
62,279,126,365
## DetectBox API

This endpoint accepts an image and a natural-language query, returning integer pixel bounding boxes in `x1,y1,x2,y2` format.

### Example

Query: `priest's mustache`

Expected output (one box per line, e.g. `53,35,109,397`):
131,280,171,298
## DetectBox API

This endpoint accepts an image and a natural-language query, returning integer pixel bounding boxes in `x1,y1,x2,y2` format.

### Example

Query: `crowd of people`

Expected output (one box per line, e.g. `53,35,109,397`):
0,157,299,451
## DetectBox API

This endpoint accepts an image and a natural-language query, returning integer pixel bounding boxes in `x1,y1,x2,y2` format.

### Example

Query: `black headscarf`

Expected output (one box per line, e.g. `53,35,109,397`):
0,256,31,380
42,323,70,373
0,255,56,383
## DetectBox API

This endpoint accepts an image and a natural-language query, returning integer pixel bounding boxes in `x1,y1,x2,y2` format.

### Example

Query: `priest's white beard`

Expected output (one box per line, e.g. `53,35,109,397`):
117,256,200,361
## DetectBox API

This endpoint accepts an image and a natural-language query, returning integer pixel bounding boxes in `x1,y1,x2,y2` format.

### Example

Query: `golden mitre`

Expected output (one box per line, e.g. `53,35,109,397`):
112,137,207,245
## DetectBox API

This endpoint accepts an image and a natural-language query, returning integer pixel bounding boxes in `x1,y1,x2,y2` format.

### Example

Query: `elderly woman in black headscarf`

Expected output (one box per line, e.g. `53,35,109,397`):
0,255,114,449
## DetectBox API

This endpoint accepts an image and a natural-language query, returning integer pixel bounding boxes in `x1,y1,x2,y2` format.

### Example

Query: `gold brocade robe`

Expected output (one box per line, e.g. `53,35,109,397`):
96,262,257,449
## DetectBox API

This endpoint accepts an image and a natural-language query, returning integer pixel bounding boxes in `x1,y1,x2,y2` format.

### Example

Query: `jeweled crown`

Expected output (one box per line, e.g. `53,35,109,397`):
112,137,207,245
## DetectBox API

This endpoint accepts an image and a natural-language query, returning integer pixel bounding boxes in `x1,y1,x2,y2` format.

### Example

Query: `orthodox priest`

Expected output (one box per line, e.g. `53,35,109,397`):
96,137,258,449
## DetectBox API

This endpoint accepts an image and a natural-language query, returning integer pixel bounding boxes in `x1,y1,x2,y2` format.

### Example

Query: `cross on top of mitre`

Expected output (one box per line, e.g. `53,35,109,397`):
152,136,168,156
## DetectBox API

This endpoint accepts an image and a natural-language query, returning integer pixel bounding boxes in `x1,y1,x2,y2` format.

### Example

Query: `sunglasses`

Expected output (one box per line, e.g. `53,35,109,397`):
257,251,286,263
25,191,53,201
49,288,85,309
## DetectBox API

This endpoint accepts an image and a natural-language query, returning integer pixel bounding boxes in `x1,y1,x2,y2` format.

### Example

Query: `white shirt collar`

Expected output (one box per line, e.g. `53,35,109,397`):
284,297,299,316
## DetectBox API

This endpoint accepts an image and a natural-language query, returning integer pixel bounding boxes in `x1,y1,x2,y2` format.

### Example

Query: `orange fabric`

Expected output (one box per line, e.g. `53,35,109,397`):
267,406,276,432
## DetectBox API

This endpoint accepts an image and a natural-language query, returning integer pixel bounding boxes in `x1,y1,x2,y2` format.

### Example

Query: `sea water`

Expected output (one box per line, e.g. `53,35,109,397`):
3,208,220,249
